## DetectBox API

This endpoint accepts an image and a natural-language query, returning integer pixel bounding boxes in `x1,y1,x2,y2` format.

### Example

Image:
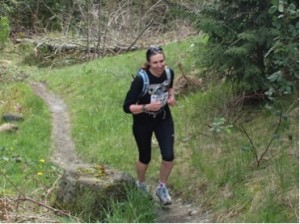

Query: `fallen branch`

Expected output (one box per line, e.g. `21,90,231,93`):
257,112,282,165
43,175,62,204
234,91,267,107
17,196,70,217
239,124,259,165
237,111,283,168
174,63,203,95
178,62,188,79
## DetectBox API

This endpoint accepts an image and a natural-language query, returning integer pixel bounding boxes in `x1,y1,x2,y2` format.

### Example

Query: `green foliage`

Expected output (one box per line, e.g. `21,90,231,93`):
265,1,299,98
192,0,299,93
1,0,69,31
0,16,10,47
209,117,233,134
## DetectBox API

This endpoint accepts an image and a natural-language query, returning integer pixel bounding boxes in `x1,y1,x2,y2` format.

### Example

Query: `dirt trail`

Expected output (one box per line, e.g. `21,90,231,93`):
31,82,82,169
30,81,210,223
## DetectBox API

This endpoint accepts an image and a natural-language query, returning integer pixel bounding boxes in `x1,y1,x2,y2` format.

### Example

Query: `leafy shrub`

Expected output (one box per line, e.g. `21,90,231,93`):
192,0,299,95
265,1,299,98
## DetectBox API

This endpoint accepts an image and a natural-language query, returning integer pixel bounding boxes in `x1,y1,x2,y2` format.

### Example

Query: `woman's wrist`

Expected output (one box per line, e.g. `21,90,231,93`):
141,104,148,113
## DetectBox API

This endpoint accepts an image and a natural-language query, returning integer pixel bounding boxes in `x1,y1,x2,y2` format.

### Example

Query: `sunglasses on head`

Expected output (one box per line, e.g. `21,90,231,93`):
148,45,163,53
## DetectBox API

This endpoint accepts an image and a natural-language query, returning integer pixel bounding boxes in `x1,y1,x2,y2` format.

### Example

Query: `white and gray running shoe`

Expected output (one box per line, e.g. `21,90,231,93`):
136,180,149,195
156,185,172,205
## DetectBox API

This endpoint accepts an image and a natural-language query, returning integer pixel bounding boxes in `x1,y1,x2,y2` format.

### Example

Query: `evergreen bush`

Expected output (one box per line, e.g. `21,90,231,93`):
192,0,299,95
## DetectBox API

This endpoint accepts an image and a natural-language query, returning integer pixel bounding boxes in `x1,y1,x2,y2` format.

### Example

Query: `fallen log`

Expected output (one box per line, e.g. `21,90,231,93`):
15,38,138,56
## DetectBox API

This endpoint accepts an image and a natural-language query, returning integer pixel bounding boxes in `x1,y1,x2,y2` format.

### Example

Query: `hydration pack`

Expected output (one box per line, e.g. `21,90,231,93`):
136,67,171,98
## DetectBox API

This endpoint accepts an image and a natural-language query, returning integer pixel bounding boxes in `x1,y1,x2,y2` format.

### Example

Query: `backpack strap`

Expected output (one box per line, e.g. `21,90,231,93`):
165,67,171,85
137,67,172,98
137,69,149,98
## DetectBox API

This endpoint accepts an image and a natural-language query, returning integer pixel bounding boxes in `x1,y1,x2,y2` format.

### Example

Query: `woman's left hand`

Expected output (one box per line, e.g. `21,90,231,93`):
168,96,176,106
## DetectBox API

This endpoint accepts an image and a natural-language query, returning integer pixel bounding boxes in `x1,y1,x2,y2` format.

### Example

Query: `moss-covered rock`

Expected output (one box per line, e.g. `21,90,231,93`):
54,163,134,222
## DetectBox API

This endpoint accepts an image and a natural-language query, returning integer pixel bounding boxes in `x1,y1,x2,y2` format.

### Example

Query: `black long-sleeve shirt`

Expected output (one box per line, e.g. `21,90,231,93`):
123,68,174,122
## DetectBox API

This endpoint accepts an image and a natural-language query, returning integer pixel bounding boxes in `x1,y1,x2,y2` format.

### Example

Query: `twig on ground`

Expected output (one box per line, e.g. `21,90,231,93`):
44,175,62,203
17,196,70,217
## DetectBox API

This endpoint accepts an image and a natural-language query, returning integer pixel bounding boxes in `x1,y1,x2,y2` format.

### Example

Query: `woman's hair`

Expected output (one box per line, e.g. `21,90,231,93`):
141,46,165,70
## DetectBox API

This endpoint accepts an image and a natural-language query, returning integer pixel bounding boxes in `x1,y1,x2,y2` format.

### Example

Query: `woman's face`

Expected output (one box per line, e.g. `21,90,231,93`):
148,53,166,75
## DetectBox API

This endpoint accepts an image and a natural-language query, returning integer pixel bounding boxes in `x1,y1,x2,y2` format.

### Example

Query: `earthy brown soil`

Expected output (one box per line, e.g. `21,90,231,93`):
31,82,82,169
31,81,210,223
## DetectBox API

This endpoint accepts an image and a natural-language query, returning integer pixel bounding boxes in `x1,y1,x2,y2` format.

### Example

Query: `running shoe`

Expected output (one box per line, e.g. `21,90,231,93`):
136,180,149,194
156,185,172,205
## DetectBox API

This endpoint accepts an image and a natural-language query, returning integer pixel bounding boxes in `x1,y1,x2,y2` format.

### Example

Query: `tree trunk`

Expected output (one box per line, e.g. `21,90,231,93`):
86,0,91,59
32,0,41,33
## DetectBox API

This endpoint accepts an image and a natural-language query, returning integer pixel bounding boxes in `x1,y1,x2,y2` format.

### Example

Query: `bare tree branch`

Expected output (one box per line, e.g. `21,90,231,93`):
126,18,154,52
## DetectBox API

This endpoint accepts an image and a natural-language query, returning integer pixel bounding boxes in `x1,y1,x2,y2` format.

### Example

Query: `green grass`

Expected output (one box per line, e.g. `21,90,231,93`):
103,186,156,223
0,34,298,222
0,83,58,195
174,83,299,222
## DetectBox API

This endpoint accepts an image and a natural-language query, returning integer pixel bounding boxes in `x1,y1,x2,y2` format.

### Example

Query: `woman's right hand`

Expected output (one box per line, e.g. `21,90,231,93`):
147,101,162,111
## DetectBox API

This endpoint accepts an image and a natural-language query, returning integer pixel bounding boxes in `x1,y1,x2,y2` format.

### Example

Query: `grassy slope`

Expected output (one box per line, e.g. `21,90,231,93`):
1,36,297,222
0,83,58,193
0,45,61,222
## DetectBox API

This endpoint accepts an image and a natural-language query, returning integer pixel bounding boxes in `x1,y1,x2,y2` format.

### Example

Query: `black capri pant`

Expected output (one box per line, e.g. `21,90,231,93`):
133,116,174,164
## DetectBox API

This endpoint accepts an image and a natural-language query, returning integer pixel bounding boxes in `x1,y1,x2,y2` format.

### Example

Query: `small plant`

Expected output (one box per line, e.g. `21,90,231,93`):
209,117,233,135
210,111,290,169
0,16,10,47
